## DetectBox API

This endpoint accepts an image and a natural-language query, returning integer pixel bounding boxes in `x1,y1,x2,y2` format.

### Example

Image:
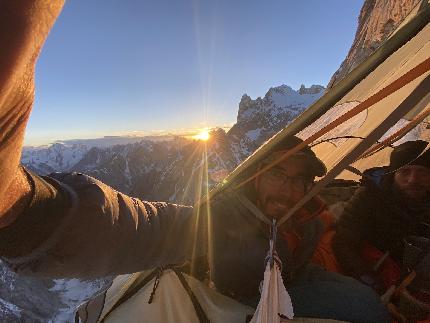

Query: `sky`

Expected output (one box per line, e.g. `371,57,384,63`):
25,0,364,145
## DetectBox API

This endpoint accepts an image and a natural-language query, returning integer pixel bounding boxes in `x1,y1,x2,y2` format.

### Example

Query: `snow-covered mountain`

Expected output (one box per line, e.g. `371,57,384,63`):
0,262,111,323
21,143,90,175
21,136,172,175
228,84,325,160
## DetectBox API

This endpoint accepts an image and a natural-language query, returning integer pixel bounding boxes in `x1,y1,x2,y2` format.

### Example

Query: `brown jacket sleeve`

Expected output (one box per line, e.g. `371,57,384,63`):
0,1,64,212
0,169,206,279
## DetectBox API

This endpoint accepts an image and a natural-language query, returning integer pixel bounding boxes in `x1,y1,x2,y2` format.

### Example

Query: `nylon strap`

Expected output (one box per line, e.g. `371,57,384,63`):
172,268,210,323
235,192,272,225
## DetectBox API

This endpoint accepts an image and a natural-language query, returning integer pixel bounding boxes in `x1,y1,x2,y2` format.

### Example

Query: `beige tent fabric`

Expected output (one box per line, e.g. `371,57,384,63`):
100,270,253,323
99,272,147,320
280,72,430,226
269,14,430,226
97,270,345,323
297,23,430,181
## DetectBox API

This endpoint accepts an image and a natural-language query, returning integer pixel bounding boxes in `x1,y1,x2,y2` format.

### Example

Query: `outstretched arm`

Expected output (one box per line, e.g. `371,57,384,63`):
0,1,64,225
0,2,207,279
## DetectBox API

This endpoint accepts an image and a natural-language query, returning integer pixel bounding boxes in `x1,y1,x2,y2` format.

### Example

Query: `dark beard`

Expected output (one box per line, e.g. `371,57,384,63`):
261,197,295,220
393,185,430,206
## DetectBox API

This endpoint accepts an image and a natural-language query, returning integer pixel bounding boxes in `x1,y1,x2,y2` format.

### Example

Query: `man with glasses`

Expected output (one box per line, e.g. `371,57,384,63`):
208,136,389,322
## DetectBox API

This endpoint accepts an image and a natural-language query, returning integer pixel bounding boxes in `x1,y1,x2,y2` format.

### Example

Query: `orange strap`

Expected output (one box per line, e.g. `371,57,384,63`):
235,56,430,190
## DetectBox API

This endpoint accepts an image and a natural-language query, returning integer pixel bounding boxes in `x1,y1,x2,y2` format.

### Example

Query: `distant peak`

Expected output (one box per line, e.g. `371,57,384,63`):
240,93,251,102
298,84,325,95
267,84,294,95
239,94,254,109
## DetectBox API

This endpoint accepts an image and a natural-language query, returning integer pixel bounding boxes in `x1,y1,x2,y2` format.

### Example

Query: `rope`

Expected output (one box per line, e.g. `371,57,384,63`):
100,268,160,322
266,219,282,270
147,267,163,304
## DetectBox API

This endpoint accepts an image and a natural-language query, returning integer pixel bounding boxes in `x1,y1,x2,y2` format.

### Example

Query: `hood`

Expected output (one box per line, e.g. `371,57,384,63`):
361,166,394,189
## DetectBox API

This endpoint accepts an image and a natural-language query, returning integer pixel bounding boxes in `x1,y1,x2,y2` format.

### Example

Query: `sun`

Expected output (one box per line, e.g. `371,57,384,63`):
193,129,210,141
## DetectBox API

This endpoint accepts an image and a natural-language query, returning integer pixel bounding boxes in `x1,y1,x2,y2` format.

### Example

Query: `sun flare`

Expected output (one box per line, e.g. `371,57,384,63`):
193,130,210,141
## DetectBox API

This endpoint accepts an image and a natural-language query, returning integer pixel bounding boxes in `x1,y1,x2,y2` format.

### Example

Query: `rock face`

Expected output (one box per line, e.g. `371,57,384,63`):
327,0,422,89
228,85,324,161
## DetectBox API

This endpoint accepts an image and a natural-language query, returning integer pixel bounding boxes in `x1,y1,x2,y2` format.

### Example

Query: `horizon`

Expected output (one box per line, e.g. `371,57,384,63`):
24,125,234,147
25,1,363,145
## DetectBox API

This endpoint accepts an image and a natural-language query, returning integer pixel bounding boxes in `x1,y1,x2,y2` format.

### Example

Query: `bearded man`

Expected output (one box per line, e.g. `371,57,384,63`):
208,136,389,322
333,140,430,321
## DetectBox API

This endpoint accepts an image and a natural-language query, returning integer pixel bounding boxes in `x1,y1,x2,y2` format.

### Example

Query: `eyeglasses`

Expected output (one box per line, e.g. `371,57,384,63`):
262,167,309,192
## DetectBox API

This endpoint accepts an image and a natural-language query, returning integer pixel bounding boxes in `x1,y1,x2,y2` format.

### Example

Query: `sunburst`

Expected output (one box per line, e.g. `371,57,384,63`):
193,129,210,141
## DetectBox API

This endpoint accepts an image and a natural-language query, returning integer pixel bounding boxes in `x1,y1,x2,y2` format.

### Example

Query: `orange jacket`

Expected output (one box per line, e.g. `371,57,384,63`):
280,196,342,273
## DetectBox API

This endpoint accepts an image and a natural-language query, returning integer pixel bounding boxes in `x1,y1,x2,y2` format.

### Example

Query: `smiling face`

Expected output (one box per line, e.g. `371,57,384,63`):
255,155,311,221
393,165,430,203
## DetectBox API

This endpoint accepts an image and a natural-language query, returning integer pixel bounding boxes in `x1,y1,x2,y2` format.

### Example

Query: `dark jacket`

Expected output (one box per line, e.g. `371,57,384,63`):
0,169,204,278
208,190,327,306
332,167,430,277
